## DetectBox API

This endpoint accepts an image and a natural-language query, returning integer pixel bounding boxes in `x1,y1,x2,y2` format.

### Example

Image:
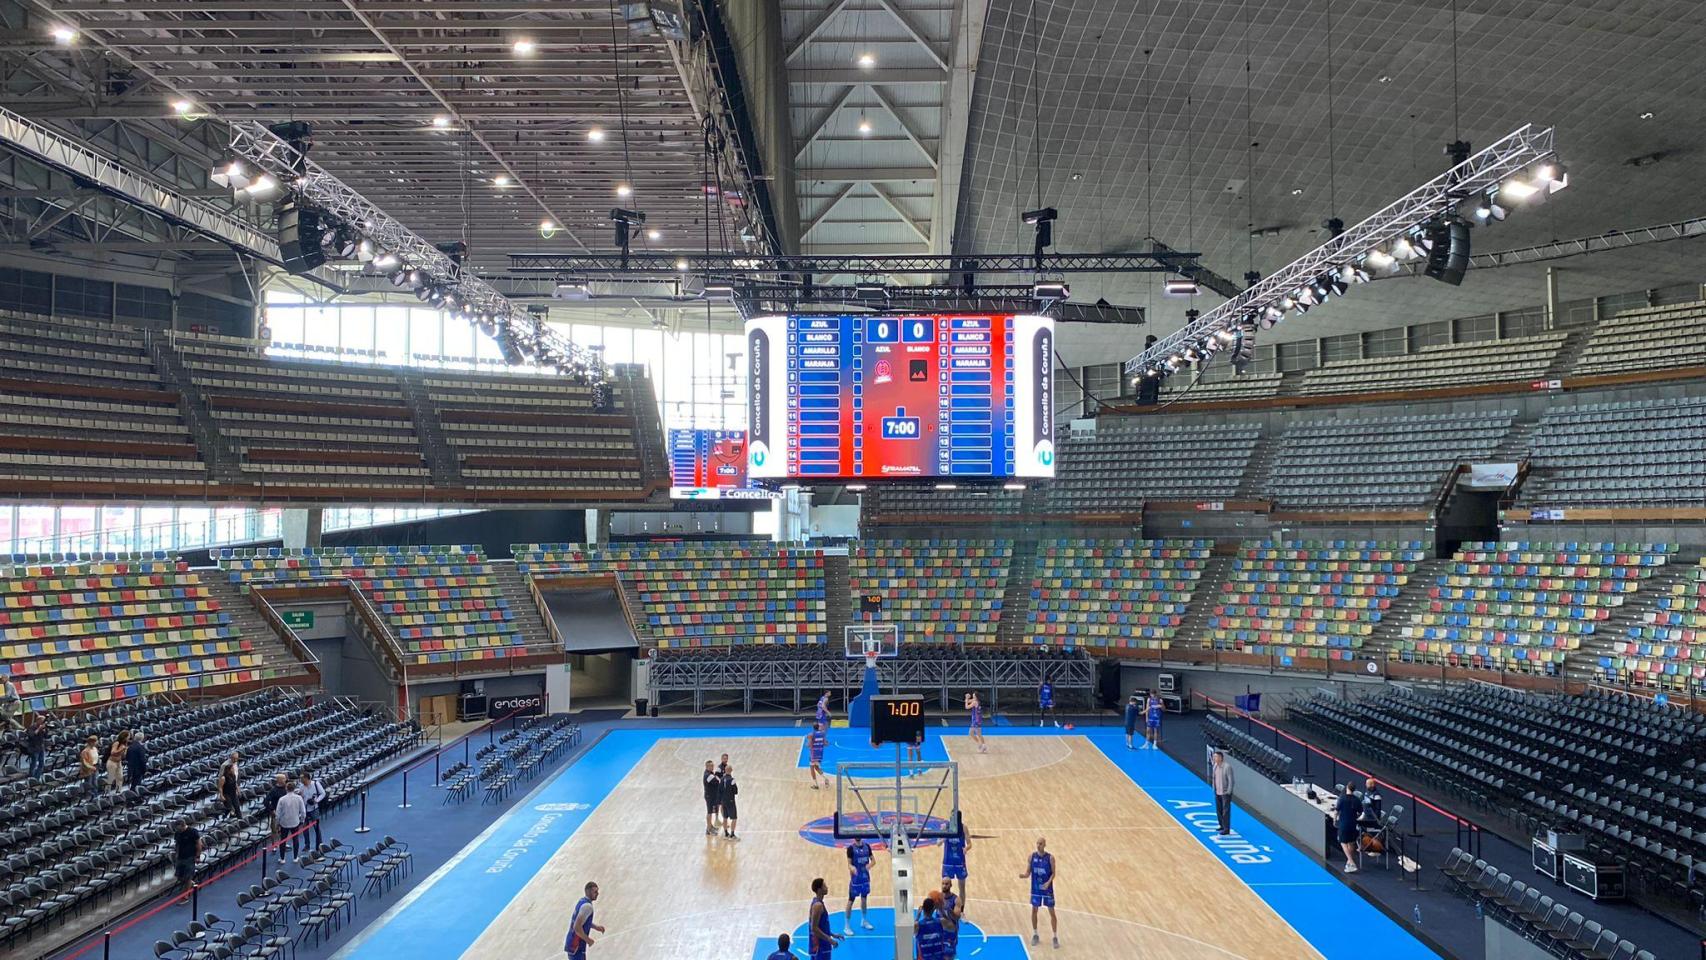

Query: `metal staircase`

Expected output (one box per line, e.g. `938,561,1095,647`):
995,546,1037,644
1235,431,1278,499
396,370,463,487
1364,557,1454,661
1170,555,1237,649
491,561,560,651
823,553,852,645
145,334,243,483
201,575,318,685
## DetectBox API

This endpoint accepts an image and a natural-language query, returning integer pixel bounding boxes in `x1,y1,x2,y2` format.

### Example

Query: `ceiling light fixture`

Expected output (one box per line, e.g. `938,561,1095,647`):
512,38,536,55
675,259,689,271
646,229,661,241
492,175,510,187
50,25,77,45
171,100,195,116
1290,188,1304,196
858,116,872,136
857,53,875,68
615,183,632,197
1638,111,1654,120
1163,278,1199,296
539,219,558,238
431,115,451,129
587,127,605,142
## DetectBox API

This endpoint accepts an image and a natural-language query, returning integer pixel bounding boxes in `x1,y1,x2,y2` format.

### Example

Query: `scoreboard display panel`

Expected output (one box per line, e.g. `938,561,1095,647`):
745,314,1055,481
667,428,771,500
870,694,927,747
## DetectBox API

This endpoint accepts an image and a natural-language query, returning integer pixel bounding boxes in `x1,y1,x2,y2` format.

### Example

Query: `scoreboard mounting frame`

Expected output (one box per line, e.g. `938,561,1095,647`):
871,694,926,747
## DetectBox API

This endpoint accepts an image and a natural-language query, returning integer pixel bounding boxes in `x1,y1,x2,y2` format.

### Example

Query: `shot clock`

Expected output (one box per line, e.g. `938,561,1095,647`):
870,694,926,746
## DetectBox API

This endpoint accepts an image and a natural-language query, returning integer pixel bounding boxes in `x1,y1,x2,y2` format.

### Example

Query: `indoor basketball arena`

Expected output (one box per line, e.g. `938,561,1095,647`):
0,2,1703,959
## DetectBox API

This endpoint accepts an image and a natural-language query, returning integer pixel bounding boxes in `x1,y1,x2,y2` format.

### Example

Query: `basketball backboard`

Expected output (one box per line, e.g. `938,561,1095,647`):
832,760,960,843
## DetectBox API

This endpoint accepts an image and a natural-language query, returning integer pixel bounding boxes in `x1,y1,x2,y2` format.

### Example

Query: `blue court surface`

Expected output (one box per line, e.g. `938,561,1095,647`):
334,726,1440,960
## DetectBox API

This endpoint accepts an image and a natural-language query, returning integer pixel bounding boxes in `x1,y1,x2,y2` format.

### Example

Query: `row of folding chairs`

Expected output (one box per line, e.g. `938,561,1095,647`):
1440,847,1654,960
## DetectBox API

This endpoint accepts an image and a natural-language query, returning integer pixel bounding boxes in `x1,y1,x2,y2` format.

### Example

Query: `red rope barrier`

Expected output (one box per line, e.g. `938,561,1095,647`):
1194,691,1474,827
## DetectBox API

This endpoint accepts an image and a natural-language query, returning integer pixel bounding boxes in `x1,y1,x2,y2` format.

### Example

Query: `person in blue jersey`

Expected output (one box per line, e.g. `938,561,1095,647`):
963,692,987,753
936,878,964,959
808,877,842,960
940,819,969,904
765,933,794,960
914,895,957,960
808,722,829,790
1144,691,1165,749
1037,679,1056,728
816,690,832,729
1123,693,1142,749
844,836,876,934
563,881,604,960
1017,836,1058,948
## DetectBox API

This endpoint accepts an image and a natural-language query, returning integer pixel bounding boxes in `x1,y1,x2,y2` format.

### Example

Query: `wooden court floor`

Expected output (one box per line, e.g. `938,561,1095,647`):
459,734,1326,960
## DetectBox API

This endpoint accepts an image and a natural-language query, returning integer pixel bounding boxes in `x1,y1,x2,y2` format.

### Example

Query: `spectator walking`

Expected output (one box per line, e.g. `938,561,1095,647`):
124,732,148,796
78,735,100,797
23,713,48,780
274,777,307,861
262,773,290,848
297,770,326,847
1334,782,1363,873
720,763,740,840
1210,750,1234,835
173,819,202,895
105,731,130,792
217,751,242,818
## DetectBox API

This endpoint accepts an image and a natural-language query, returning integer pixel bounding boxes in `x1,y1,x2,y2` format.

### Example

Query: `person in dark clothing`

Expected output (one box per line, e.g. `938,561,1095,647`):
23,713,48,780
260,773,289,849
124,732,147,795
1334,783,1362,874
217,751,242,818
1123,694,1142,749
173,820,202,894
702,760,722,835
719,763,740,840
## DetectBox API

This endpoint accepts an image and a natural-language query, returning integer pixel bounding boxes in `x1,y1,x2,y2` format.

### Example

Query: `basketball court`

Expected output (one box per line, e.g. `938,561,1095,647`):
329,722,1440,960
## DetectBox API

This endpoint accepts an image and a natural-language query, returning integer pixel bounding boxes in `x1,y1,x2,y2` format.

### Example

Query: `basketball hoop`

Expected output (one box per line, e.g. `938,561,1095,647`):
864,650,880,671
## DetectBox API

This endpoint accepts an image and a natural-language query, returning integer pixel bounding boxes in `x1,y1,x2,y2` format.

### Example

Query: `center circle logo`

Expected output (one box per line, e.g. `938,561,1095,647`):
799,812,949,849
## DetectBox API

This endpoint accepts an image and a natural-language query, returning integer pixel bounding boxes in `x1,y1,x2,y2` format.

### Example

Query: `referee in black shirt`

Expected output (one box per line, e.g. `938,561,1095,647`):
703,760,722,835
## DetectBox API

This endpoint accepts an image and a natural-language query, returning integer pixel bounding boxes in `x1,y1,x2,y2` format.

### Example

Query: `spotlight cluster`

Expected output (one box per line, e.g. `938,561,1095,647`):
1135,157,1568,385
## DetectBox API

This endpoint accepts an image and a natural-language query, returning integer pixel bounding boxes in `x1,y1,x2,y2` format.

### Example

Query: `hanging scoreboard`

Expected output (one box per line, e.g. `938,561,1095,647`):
744,314,1055,481
667,428,772,500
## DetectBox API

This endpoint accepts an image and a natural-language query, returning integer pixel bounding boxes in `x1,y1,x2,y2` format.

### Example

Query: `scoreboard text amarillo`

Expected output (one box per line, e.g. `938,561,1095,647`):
745,314,1054,481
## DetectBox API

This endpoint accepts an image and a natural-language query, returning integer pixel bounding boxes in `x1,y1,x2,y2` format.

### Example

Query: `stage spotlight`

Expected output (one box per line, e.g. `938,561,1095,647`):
1363,248,1395,272
1390,236,1421,262
1164,278,1200,296
1498,177,1539,202
414,285,435,302
1214,328,1238,345
320,226,357,259
356,238,376,261
1310,277,1333,300
1475,192,1507,222
406,268,426,289
387,267,410,287
702,282,736,300
211,160,251,191
243,175,279,198
1295,286,1318,307
1022,207,1058,226
1032,280,1070,300
372,250,400,270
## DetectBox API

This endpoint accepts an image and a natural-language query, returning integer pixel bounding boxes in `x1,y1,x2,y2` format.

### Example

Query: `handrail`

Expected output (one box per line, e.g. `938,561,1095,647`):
1499,457,1533,511
340,578,412,685
1433,462,1468,517
527,572,566,650
245,586,322,684
1195,691,1482,841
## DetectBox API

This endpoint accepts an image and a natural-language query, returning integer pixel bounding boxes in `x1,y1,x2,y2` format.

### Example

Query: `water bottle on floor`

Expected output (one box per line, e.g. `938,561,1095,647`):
1412,904,1422,926
1475,899,1483,920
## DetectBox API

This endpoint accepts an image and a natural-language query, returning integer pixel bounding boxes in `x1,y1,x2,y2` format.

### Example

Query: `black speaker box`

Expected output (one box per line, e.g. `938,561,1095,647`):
278,203,326,275
1424,220,1471,286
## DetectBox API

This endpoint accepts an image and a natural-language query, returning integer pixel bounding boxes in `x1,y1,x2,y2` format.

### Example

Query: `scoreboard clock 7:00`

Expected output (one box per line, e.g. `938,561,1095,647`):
871,694,926,746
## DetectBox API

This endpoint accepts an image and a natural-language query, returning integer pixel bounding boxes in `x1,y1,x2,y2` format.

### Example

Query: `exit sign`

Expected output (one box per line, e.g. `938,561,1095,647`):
281,610,315,630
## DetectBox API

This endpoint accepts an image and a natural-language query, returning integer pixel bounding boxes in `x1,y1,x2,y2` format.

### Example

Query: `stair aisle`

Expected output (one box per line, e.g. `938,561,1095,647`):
823,553,853,647
492,561,563,653
1365,557,1454,661
1565,554,1702,683
200,575,319,684
397,369,464,487
995,546,1039,644
1170,555,1236,649
147,333,243,483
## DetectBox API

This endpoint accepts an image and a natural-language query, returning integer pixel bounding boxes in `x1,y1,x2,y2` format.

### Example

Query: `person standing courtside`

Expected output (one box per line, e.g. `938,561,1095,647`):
1211,750,1235,835
845,835,875,933
1335,782,1363,873
808,878,842,960
564,881,604,960
807,722,828,790
941,818,970,904
1123,693,1141,749
274,776,306,861
297,770,326,847
1144,691,1165,749
1037,679,1057,728
720,762,740,840
1019,836,1058,948
702,760,722,834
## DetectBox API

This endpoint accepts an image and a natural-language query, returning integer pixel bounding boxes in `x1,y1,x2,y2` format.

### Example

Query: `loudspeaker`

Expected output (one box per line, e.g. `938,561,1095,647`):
277,203,326,275
1424,219,1471,286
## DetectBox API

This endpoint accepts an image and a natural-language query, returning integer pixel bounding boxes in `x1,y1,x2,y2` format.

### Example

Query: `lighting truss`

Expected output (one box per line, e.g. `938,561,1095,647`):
225,121,603,381
1123,124,1561,376
505,251,1204,276
731,284,1147,324
1371,215,1706,275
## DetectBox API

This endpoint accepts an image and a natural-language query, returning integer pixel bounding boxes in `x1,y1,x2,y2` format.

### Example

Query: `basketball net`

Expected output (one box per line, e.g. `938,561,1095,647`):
864,651,879,671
